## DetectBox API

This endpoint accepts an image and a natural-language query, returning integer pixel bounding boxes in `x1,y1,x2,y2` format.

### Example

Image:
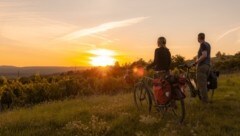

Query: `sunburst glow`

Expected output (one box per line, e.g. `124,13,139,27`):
89,49,116,66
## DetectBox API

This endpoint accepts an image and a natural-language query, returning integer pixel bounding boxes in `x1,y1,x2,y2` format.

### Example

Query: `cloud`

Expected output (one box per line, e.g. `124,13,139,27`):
0,16,77,45
217,26,240,42
0,1,78,46
59,17,149,41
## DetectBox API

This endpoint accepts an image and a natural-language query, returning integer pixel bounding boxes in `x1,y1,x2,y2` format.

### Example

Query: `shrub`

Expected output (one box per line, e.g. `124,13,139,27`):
0,76,7,86
0,88,13,109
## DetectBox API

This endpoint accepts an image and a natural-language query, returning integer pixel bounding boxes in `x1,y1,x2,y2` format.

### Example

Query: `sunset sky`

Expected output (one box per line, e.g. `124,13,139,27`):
0,0,240,66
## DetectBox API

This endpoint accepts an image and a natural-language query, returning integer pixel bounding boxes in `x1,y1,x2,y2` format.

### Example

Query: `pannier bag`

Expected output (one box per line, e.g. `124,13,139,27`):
171,76,186,100
153,78,171,105
207,70,219,90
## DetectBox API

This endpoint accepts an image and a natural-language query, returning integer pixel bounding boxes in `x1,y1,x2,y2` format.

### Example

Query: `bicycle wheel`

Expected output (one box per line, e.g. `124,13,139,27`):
134,82,152,113
171,88,185,123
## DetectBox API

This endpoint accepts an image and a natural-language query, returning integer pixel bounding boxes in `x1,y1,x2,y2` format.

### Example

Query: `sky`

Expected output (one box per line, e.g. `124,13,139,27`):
0,0,240,66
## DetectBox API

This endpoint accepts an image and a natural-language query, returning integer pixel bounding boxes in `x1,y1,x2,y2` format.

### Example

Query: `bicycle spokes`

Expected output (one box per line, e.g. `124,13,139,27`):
134,83,152,113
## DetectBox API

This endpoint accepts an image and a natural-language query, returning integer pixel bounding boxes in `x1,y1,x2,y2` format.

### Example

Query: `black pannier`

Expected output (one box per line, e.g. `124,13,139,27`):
207,71,220,90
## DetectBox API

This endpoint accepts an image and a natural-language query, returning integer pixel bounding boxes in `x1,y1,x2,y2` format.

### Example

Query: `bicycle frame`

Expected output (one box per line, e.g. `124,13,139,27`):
178,64,201,99
181,65,217,101
184,67,198,90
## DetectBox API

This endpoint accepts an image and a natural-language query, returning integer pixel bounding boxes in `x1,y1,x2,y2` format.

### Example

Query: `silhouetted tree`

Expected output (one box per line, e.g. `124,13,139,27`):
235,51,240,57
171,55,185,69
216,51,222,58
130,58,148,68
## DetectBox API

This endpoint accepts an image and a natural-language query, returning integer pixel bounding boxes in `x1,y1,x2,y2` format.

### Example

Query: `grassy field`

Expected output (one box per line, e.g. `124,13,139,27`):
0,73,240,136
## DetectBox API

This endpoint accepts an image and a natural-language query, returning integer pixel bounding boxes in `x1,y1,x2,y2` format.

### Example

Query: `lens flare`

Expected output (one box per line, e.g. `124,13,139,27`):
133,67,144,77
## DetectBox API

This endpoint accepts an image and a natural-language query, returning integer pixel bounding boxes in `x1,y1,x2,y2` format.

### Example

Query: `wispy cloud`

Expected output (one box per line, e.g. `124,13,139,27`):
0,1,78,45
217,26,240,42
1,16,77,44
60,17,149,41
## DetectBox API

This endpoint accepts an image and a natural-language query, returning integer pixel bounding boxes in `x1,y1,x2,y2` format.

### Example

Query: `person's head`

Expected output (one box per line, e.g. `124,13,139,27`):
157,36,166,48
198,33,205,43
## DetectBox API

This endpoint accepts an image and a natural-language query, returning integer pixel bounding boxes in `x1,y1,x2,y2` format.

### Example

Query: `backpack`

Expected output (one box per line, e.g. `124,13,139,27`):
207,71,219,90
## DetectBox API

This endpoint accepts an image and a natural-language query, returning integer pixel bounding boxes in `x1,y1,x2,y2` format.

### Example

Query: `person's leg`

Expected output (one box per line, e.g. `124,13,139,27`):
197,65,210,103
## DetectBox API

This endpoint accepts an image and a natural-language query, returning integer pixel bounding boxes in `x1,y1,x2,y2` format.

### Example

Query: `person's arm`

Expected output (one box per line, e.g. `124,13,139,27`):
147,49,157,70
194,44,207,65
195,51,207,64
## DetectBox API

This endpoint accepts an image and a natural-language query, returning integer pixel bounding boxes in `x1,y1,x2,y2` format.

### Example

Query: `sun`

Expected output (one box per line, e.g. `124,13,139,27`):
89,49,116,66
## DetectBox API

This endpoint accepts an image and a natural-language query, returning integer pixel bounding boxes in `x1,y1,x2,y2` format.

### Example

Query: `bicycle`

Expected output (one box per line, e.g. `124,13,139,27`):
178,63,218,102
133,69,186,123
178,64,201,100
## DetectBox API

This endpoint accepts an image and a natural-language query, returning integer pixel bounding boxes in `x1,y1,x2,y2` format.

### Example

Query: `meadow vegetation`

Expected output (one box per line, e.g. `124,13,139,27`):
0,73,239,135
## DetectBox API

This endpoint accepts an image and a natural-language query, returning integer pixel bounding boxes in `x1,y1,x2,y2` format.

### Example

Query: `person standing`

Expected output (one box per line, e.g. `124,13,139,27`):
193,33,211,103
147,36,171,72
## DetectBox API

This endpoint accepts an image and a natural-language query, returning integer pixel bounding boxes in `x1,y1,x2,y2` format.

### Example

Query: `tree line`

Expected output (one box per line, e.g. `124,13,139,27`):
0,51,239,110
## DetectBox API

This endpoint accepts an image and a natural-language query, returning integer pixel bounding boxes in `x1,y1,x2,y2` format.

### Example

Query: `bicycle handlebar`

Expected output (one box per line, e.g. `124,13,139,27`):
178,63,195,69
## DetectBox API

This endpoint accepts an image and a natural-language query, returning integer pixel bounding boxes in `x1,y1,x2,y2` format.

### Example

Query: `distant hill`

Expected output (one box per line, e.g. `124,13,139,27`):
0,66,88,77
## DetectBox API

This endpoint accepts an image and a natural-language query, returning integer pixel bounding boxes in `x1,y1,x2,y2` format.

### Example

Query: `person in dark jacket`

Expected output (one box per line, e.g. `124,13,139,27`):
147,37,171,72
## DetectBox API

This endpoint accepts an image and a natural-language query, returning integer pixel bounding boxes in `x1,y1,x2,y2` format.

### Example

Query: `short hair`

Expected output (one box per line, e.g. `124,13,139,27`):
198,33,205,40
